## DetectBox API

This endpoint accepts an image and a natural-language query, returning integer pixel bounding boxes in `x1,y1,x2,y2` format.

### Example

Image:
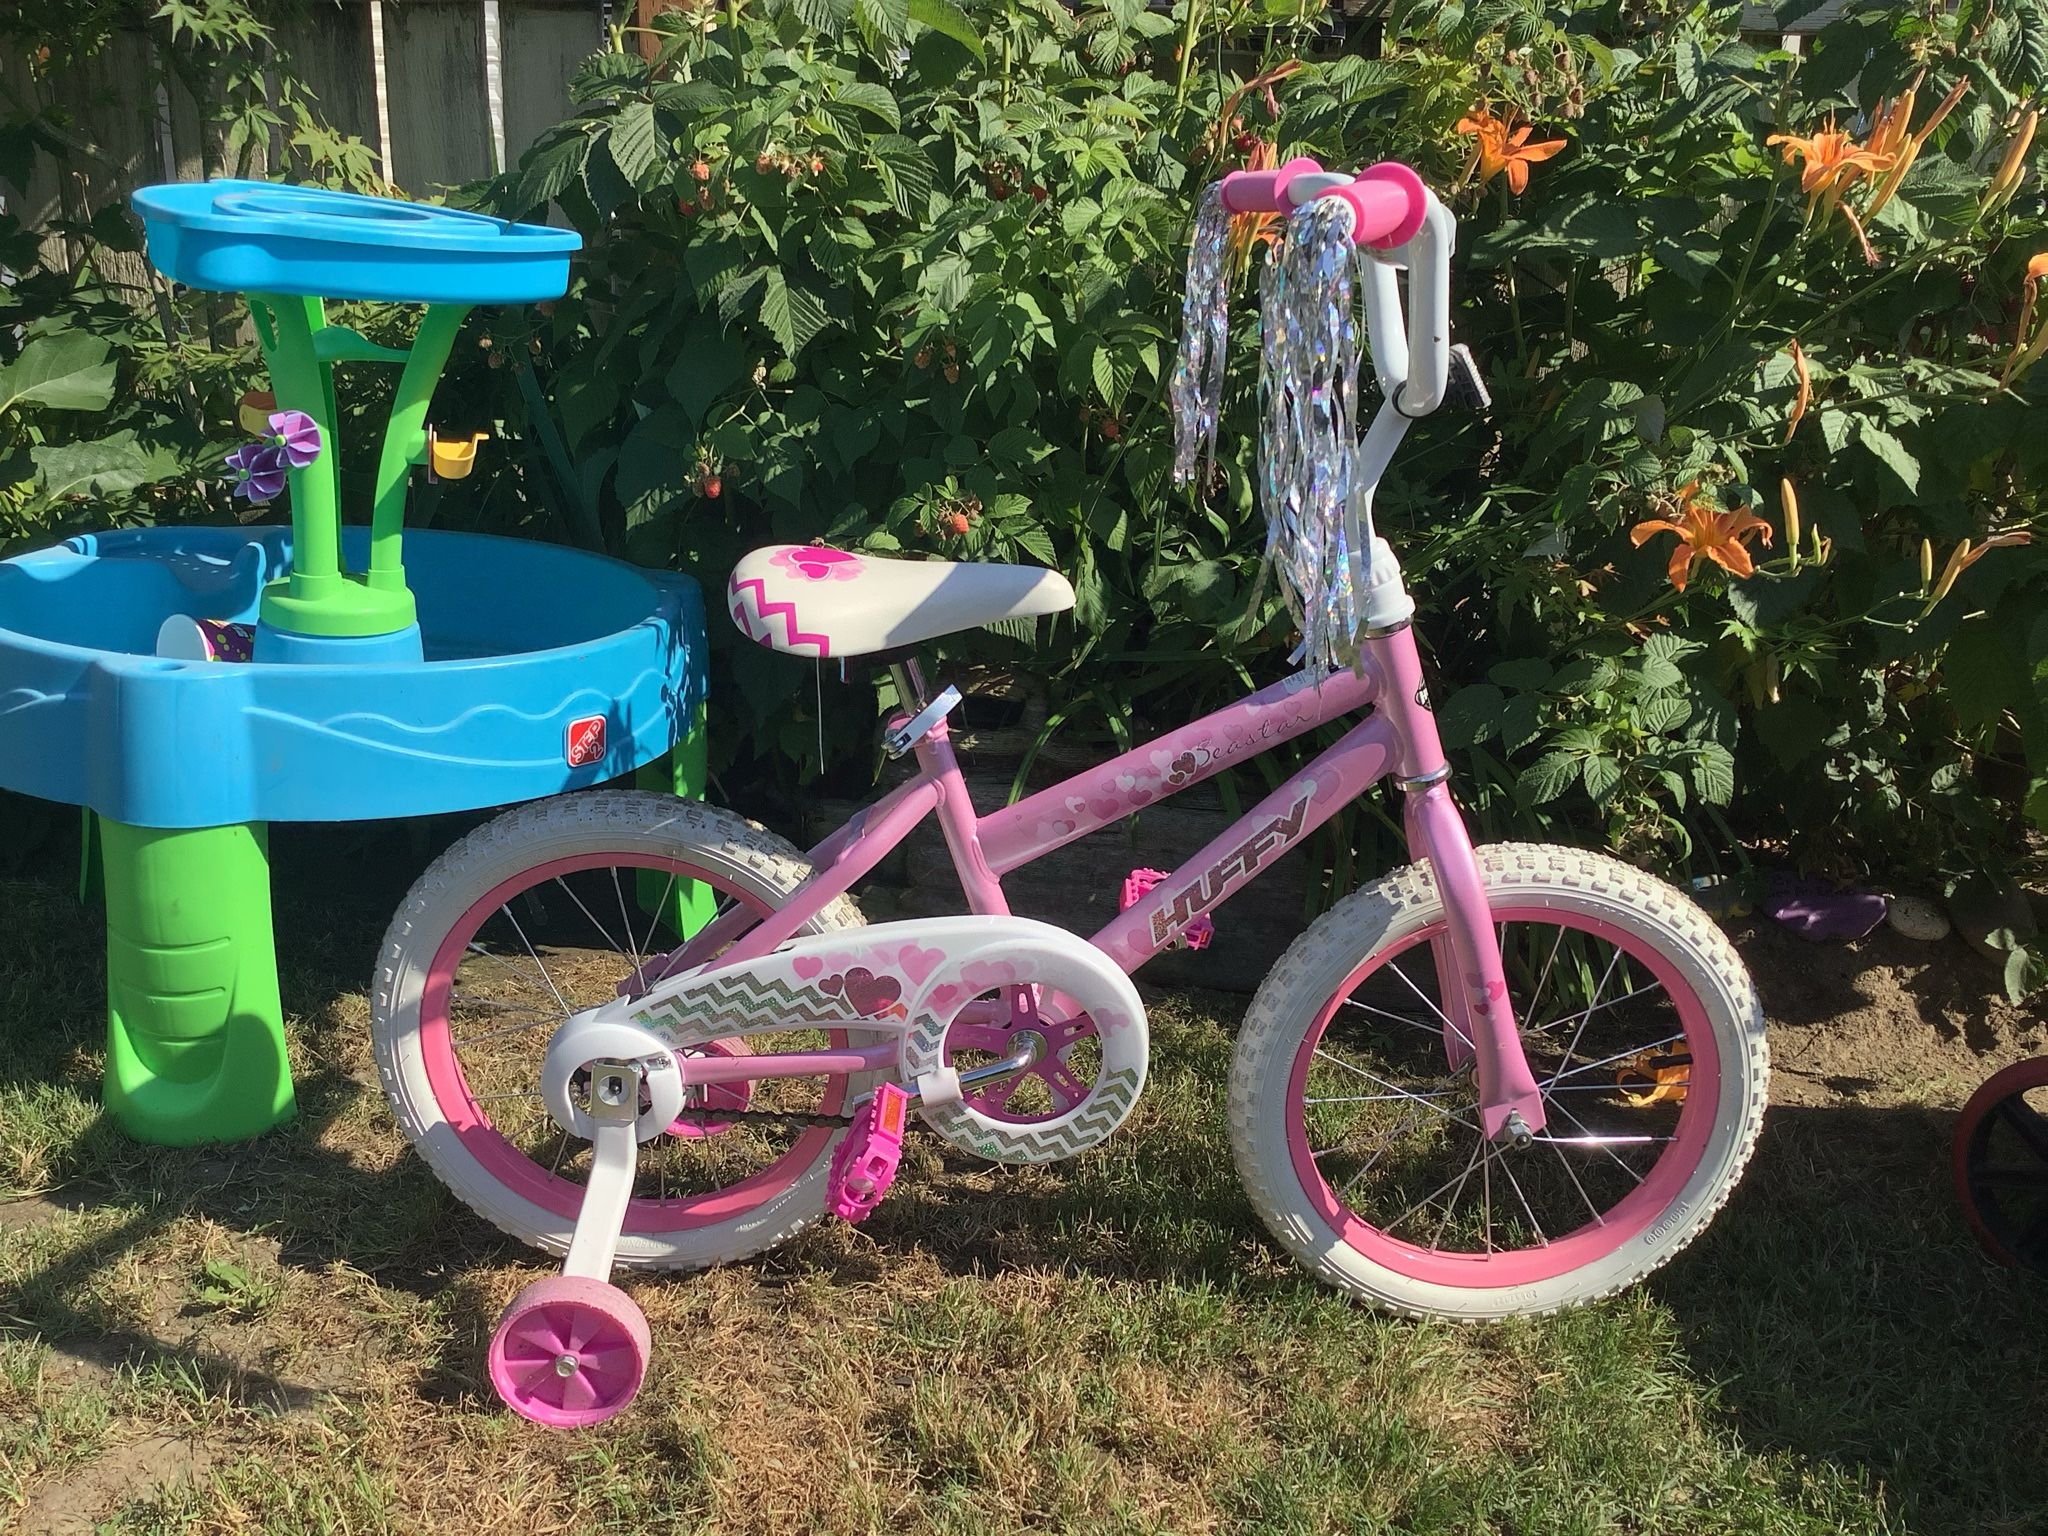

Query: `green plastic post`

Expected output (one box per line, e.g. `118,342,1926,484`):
368,302,470,594
100,819,296,1145
250,295,347,615
247,295,469,639
637,703,717,943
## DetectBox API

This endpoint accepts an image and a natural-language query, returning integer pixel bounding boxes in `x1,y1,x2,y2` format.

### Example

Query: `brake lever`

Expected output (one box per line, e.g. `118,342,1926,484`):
1447,343,1492,413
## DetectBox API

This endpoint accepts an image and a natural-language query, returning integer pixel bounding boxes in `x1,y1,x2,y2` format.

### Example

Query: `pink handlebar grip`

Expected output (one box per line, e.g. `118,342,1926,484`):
1219,157,1324,214
1314,161,1429,250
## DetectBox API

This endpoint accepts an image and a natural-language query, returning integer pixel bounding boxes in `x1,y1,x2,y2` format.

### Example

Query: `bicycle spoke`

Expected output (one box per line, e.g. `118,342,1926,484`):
551,875,629,965
1427,1134,1490,1251
1548,1136,1607,1228
1547,1031,1689,1085
1495,1156,1549,1247
1543,947,1623,1093
609,867,645,973
1526,982,1666,1044
453,1016,556,1048
1544,1096,1650,1185
635,866,683,970
1342,995,1463,1046
499,904,572,1018
1313,1049,1474,1129
1385,960,1474,1051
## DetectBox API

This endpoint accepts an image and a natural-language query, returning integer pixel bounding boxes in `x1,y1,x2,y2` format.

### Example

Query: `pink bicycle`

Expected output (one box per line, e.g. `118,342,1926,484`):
369,158,1767,1427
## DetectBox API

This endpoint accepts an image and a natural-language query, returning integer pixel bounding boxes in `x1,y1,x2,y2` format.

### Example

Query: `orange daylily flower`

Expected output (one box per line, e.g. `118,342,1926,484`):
1227,137,1282,272
1867,76,1969,218
2002,251,2048,385
1207,61,1302,274
1456,106,1567,194
1928,531,2035,607
1630,481,1774,592
1766,115,1893,211
1985,107,2041,216
1785,338,1811,442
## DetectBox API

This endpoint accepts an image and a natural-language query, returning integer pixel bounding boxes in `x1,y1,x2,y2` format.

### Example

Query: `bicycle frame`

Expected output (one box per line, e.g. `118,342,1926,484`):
650,621,1547,1141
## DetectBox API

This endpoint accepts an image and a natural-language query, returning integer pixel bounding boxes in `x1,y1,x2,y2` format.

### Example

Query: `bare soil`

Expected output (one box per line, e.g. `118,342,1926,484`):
1739,917,2048,1109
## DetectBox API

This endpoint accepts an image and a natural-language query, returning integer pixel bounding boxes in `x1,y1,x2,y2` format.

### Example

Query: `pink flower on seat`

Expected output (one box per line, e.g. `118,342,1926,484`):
771,545,863,582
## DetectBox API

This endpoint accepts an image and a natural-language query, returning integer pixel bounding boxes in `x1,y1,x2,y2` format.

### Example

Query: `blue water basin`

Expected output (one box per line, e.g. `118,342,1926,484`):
0,526,703,828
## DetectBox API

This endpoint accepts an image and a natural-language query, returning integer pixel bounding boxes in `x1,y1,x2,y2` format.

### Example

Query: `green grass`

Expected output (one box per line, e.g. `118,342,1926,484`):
1,860,2044,1536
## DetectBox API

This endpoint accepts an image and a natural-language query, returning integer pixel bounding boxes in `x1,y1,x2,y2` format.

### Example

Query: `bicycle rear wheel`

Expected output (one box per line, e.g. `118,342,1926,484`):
372,791,872,1270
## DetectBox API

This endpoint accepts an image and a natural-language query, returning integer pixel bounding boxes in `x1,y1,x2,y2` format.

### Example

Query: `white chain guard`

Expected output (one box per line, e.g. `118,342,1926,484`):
616,915,1150,1165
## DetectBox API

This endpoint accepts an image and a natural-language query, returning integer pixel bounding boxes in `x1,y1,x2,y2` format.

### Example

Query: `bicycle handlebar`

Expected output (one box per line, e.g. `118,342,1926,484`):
1216,159,1429,251
1217,157,1324,214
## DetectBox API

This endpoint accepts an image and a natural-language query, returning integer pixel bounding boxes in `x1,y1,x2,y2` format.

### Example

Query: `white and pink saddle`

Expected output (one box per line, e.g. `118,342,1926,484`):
728,544,1074,659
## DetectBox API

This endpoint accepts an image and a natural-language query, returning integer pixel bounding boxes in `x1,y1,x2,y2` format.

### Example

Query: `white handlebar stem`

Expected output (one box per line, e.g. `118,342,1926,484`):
1313,183,1456,418
1392,195,1454,417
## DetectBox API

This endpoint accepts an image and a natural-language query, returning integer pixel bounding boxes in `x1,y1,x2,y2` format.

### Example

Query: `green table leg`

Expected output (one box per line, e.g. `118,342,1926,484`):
636,703,716,944
100,819,296,1145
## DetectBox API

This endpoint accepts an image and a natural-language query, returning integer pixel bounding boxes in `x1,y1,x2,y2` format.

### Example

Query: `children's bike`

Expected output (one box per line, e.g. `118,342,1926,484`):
369,158,1768,1427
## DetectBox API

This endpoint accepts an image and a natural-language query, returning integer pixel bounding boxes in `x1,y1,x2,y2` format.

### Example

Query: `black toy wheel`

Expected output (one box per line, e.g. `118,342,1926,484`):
1954,1056,2048,1273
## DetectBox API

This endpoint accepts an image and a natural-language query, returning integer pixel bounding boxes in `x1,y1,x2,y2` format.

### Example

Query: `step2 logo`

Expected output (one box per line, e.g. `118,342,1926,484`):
565,714,608,768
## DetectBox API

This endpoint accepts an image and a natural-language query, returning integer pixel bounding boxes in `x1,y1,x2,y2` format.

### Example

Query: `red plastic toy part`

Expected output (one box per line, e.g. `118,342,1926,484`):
1314,161,1429,250
1219,157,1324,214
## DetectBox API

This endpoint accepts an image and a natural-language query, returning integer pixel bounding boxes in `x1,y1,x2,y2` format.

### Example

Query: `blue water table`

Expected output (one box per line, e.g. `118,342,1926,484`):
0,181,710,1145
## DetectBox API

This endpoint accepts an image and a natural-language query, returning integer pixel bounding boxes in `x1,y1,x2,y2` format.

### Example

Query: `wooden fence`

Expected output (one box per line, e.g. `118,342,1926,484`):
4,0,1848,281
3,1,613,279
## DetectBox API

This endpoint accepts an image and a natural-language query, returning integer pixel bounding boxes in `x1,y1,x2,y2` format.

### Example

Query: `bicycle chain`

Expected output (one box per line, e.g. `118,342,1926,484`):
669,1105,856,1131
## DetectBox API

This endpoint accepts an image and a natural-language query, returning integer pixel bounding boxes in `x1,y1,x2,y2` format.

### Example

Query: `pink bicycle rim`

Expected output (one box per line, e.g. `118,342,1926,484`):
420,852,843,1236
1283,903,1722,1289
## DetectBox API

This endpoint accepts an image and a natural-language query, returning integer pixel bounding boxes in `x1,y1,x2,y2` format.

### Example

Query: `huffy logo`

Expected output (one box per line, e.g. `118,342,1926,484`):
565,714,608,768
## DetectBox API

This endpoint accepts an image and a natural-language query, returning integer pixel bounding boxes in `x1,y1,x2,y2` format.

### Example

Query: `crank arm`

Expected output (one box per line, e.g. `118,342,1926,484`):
561,1058,643,1284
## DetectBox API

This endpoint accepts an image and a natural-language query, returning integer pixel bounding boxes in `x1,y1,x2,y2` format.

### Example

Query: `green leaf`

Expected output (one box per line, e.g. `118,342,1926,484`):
650,81,732,115
1090,344,1135,408
1634,655,1684,692
30,431,178,500
1689,742,1735,805
1499,693,1545,753
1489,657,1553,691
1435,683,1505,747
830,80,900,129
1519,752,1579,804
1856,419,1921,498
514,131,591,211
569,51,650,102
1635,695,1694,735
870,134,934,216
759,270,834,355
664,317,749,429
856,0,910,44
1581,753,1622,803
0,331,115,414
794,0,855,34
605,100,664,189
907,0,985,57
1672,31,1705,99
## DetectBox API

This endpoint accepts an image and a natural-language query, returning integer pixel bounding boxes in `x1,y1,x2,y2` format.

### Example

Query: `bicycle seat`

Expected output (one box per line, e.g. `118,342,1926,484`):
728,545,1074,659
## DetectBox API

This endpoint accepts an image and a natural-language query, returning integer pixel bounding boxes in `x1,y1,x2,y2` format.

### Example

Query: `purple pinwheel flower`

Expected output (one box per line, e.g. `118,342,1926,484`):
264,409,323,468
226,442,288,504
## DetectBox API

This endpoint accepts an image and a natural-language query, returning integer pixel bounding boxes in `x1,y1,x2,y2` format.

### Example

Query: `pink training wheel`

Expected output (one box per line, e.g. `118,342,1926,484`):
488,1276,651,1428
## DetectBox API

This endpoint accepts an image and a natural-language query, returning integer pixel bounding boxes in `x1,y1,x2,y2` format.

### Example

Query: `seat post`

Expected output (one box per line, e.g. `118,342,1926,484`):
887,657,933,713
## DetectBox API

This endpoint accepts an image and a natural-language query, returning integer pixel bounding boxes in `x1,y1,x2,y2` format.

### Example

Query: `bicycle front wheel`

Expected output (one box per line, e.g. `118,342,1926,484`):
1230,842,1768,1319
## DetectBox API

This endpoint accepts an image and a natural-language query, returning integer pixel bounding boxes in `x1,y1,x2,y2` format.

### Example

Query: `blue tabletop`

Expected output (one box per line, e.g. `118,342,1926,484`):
132,180,582,304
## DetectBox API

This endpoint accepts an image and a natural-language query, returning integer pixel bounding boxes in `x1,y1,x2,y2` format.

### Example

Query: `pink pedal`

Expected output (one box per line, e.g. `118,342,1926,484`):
828,1081,910,1222
1120,867,1214,950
